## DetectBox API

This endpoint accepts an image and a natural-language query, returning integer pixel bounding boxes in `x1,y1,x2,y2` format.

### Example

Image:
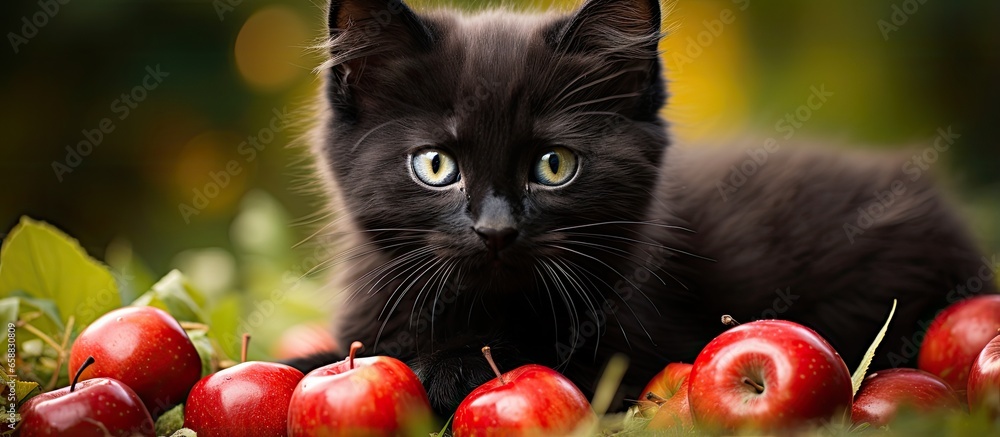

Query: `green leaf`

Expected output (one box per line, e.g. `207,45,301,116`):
0,217,120,327
10,295,64,333
14,380,40,404
155,404,185,436
851,299,897,396
2,371,41,406
431,415,453,437
131,270,207,323
187,329,217,378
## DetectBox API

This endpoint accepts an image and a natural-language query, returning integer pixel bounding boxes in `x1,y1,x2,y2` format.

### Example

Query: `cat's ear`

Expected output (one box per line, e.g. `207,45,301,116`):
325,0,434,83
554,0,662,58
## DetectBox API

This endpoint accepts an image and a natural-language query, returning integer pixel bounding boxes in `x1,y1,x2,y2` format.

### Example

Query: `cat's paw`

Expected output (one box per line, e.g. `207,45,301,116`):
281,350,344,375
409,342,523,416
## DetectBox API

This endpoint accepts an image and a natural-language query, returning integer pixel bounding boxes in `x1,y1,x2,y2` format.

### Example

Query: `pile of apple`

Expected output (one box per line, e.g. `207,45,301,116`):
15,295,1000,435
14,306,595,436
641,295,1000,431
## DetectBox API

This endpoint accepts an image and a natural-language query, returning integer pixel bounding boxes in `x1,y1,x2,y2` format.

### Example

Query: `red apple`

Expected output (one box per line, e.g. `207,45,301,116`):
968,333,1000,415
641,363,693,429
648,378,694,429
687,320,853,429
852,368,961,426
919,295,1000,395
18,356,155,437
452,347,596,437
185,334,305,436
287,341,433,436
69,306,202,417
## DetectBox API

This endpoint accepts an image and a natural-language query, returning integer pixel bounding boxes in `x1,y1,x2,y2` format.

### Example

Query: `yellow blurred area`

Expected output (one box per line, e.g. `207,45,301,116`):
660,0,751,143
174,131,247,215
235,6,311,92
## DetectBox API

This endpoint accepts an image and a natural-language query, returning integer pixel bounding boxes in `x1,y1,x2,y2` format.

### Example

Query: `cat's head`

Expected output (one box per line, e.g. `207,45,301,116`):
317,0,669,292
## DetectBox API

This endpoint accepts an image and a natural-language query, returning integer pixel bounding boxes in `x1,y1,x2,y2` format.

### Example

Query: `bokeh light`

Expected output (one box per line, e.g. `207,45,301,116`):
234,6,311,92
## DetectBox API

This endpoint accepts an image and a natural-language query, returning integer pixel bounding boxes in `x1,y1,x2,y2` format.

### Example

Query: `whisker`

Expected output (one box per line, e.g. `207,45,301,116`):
549,258,600,317
384,255,445,321
373,252,441,348
426,260,458,348
350,120,400,152
557,239,670,288
547,66,649,111
533,264,562,357
405,256,450,328
560,256,653,346
301,237,424,279
540,259,581,367
563,230,713,262
550,244,661,325
342,246,437,305
562,259,628,349
554,257,631,356
550,220,694,234
327,227,445,235
556,92,642,114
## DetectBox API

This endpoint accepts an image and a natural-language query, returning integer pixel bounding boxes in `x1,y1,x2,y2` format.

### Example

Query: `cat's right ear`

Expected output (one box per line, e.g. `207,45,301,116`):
553,0,662,58
325,0,434,85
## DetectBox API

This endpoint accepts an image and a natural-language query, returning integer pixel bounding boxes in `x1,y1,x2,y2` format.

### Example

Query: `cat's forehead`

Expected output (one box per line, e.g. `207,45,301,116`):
448,10,558,48
428,10,563,82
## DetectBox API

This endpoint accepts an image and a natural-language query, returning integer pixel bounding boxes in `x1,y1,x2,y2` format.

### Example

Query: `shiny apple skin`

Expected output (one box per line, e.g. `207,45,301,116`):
184,361,304,436
452,364,596,437
642,362,693,429
18,378,155,437
642,362,692,402
287,356,433,436
649,378,693,429
851,368,961,426
918,295,1000,394
688,320,853,430
68,306,202,417
968,334,1000,415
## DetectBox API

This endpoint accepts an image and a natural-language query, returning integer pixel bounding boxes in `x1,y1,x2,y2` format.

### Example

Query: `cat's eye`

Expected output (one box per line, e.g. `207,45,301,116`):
532,147,578,187
411,149,460,187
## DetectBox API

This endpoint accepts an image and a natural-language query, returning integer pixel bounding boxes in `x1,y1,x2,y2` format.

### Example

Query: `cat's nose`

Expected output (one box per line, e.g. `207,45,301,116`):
474,226,519,255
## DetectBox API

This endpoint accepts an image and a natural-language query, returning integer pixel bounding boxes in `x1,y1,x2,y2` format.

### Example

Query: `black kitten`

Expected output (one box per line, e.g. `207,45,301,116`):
287,0,996,416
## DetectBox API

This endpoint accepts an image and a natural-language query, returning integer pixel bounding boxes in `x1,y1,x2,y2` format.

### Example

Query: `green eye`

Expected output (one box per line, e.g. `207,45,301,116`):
411,149,459,187
533,147,578,186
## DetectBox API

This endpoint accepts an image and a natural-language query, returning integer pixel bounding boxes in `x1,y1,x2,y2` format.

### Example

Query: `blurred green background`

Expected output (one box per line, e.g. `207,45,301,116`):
1,0,998,359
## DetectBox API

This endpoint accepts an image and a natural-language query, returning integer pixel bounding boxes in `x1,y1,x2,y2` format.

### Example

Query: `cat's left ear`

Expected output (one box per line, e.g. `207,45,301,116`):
554,0,662,58
324,0,434,82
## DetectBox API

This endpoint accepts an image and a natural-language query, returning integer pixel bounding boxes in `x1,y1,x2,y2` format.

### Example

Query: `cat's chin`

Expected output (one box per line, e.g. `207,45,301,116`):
459,256,537,293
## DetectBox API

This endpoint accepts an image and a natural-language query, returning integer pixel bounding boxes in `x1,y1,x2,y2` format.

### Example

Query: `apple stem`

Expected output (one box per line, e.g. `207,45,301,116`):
721,315,740,326
71,356,96,393
742,377,764,394
645,392,667,405
241,333,250,363
349,341,364,370
481,346,506,385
